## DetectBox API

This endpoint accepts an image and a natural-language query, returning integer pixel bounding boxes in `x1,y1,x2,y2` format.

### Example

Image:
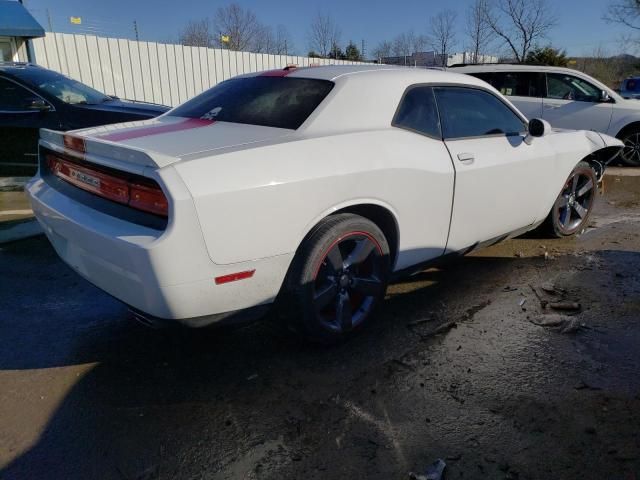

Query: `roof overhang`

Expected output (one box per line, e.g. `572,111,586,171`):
0,0,45,38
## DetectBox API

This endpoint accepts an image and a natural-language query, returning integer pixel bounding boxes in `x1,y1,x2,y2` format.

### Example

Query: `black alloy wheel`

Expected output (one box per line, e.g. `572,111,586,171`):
285,214,391,343
621,130,640,166
548,162,597,237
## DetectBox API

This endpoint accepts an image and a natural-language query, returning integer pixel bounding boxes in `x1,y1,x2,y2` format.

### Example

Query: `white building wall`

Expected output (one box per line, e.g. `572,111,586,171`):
31,32,368,106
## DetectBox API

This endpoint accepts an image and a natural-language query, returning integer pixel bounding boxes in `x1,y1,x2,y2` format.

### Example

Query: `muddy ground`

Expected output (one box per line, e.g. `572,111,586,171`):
1,170,639,480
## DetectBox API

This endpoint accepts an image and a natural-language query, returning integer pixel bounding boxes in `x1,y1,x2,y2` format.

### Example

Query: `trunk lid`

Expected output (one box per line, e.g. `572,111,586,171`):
60,115,293,168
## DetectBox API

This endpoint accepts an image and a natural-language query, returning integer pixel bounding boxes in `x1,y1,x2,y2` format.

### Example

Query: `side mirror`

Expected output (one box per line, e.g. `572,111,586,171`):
525,118,551,144
599,90,611,103
27,98,51,111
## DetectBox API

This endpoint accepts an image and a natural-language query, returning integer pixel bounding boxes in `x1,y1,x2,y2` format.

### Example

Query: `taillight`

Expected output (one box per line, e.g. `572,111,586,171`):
129,183,169,217
46,154,168,217
63,134,86,153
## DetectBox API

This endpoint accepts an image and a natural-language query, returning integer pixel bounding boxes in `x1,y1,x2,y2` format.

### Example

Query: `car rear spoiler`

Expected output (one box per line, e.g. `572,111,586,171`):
39,129,176,173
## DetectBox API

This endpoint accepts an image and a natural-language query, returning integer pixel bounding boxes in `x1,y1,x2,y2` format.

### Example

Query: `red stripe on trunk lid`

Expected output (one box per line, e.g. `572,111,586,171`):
97,118,215,142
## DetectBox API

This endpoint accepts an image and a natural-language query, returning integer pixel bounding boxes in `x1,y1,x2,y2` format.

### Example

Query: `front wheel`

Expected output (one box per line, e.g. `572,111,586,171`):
619,129,640,166
285,214,391,344
544,161,597,237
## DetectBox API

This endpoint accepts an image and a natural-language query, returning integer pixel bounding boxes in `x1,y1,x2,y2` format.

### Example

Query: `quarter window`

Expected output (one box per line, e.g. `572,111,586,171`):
434,87,526,139
393,86,441,138
546,73,600,102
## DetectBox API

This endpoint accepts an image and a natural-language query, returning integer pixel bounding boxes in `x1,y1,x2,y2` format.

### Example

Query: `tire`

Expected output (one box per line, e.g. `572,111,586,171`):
283,213,391,344
543,161,597,238
619,128,640,166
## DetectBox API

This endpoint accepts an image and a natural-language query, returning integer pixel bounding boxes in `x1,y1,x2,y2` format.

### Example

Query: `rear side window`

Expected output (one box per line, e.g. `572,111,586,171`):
393,86,441,138
0,77,35,111
434,87,526,139
469,72,493,84
169,76,334,130
486,72,542,97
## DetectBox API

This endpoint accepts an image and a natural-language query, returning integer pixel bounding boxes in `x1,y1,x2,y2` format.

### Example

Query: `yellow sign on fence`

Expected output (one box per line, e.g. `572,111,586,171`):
69,16,82,25
220,34,230,44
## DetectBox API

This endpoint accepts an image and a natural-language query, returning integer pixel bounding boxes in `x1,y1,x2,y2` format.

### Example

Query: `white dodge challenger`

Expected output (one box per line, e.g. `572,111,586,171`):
27,65,623,342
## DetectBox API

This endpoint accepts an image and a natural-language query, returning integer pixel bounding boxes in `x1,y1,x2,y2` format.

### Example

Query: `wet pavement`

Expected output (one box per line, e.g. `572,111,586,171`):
1,171,640,480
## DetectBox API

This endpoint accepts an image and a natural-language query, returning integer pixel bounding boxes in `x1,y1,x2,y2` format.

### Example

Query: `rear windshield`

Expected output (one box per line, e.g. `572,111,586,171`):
169,76,334,130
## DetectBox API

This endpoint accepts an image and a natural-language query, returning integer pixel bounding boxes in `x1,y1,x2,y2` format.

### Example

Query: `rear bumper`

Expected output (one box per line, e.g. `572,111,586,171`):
26,173,292,324
129,304,271,328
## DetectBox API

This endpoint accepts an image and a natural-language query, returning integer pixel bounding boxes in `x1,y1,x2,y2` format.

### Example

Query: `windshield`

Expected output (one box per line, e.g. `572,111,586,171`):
19,68,110,105
169,76,334,130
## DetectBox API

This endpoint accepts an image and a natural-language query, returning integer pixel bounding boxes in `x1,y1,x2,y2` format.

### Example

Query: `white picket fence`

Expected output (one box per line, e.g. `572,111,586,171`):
31,33,368,107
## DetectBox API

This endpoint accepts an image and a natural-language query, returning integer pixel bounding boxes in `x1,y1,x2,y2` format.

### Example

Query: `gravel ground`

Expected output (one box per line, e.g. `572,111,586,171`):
0,171,639,480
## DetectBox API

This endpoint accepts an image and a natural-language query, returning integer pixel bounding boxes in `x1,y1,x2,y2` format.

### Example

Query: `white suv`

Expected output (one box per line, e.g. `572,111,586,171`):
453,64,640,166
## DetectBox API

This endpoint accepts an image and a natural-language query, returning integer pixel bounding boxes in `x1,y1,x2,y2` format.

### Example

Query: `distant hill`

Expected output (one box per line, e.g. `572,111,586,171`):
569,54,640,89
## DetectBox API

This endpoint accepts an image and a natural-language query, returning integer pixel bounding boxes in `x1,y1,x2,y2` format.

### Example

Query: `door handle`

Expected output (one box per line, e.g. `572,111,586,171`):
457,152,475,164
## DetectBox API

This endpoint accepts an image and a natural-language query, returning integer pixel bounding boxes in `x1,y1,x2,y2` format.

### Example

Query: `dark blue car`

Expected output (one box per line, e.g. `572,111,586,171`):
620,77,640,100
0,62,169,175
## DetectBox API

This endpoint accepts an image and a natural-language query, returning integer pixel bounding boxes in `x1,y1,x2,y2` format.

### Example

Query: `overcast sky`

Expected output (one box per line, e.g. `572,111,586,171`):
23,0,629,57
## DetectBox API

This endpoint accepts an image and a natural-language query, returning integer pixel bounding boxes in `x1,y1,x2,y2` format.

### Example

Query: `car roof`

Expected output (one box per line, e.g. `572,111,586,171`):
0,62,50,83
241,64,491,87
0,62,41,73
250,65,521,134
450,64,587,75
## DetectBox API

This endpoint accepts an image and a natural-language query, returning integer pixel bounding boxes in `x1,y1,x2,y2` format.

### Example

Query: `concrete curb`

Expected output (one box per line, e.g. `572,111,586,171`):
604,167,640,177
0,219,43,245
0,177,31,192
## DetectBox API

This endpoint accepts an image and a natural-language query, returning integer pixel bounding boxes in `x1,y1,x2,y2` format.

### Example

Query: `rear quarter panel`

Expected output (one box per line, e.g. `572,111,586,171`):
173,129,456,270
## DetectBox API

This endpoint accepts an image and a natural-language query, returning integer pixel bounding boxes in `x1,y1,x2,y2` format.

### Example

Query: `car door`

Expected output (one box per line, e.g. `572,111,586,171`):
542,72,613,132
0,77,59,171
433,86,556,252
391,85,457,265
471,71,544,120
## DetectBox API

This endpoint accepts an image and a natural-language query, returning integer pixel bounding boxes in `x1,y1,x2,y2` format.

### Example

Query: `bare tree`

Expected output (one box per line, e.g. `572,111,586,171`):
373,40,393,61
253,24,275,54
214,3,261,51
604,0,640,31
308,12,341,57
408,30,429,54
179,19,214,47
392,32,412,57
254,24,294,55
390,31,428,59
577,45,629,88
604,0,640,51
466,0,494,63
274,25,293,55
430,10,458,66
483,0,556,62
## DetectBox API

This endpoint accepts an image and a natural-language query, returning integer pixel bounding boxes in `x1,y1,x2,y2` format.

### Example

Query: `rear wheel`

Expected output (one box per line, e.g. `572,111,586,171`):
285,214,391,344
619,128,640,166
544,161,597,237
